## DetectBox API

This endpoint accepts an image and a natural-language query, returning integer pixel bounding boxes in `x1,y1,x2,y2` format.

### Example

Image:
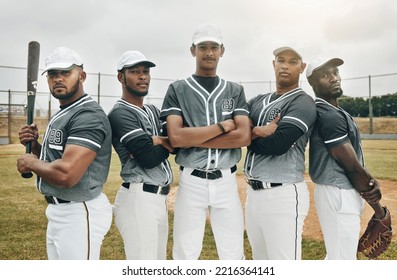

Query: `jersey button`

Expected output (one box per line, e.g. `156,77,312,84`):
211,160,215,164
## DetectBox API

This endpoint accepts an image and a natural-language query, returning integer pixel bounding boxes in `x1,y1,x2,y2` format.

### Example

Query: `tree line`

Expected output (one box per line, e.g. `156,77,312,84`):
339,92,397,117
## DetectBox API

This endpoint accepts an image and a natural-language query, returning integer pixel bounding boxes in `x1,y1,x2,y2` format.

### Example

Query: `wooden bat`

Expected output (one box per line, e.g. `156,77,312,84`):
22,41,40,179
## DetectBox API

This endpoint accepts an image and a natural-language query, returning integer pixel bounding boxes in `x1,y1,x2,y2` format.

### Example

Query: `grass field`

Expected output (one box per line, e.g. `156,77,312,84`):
0,141,396,260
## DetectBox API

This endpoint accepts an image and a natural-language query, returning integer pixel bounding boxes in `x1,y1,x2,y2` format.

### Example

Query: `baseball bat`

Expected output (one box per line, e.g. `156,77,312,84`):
22,41,40,179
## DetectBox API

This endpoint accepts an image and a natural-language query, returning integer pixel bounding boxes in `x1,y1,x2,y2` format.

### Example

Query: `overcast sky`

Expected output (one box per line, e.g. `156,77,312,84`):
1,0,396,113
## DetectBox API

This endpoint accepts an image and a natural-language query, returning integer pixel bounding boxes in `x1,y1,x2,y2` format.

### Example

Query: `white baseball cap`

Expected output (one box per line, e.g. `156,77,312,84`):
117,51,156,71
192,23,223,45
306,57,344,78
273,46,303,60
42,47,83,75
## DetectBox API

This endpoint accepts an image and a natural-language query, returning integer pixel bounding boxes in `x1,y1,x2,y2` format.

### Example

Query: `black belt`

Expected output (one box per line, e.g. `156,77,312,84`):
45,195,71,204
247,179,282,190
122,182,170,195
180,165,237,180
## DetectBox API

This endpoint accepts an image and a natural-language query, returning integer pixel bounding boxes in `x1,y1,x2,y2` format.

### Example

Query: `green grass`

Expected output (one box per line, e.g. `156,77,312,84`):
361,140,397,180
1,141,396,260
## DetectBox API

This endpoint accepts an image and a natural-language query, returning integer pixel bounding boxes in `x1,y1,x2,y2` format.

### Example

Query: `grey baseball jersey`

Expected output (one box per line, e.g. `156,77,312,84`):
160,75,249,170
244,88,316,182
38,94,112,202
309,97,364,189
108,99,173,186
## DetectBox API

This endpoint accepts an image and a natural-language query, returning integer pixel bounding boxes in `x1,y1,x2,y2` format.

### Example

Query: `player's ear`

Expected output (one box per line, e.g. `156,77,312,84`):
300,62,307,73
79,71,87,83
190,45,196,57
117,72,124,83
220,45,225,57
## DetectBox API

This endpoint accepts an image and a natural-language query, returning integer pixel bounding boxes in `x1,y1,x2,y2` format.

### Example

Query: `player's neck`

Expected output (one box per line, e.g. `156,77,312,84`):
58,91,85,107
195,68,217,78
328,98,339,107
319,96,339,107
275,83,299,96
122,94,144,108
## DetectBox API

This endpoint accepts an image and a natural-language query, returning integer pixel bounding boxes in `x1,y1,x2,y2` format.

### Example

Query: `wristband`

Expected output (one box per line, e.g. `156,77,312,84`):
217,122,226,134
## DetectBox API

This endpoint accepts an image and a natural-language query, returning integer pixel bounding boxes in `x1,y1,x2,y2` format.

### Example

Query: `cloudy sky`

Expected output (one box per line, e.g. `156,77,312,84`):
1,0,396,113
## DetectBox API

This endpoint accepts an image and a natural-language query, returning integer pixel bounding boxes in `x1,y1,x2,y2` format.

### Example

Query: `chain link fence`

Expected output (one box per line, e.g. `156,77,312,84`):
1,65,397,143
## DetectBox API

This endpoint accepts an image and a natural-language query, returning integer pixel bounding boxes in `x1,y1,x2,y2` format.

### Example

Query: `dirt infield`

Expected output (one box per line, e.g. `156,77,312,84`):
167,174,396,241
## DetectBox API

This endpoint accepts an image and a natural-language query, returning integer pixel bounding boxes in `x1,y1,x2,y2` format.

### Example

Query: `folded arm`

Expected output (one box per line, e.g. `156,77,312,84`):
249,122,303,155
198,115,251,149
125,134,171,169
17,144,97,188
251,114,280,140
166,115,239,148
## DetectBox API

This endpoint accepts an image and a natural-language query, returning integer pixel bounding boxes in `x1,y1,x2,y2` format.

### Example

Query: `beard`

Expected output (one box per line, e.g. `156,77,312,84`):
314,83,344,99
125,83,148,97
50,78,80,100
330,87,343,98
335,90,343,98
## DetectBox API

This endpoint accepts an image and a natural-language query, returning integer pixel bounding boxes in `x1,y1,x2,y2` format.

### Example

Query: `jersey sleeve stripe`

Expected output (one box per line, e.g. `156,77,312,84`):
324,134,348,144
120,128,143,142
283,116,309,132
234,108,249,114
161,107,182,113
68,136,101,148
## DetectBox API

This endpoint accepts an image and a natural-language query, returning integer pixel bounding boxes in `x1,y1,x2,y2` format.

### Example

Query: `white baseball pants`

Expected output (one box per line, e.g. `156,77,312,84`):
45,193,112,260
113,183,168,260
314,184,364,259
172,167,245,260
245,181,309,260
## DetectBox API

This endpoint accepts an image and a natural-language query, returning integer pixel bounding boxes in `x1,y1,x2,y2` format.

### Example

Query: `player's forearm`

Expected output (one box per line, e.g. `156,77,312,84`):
198,128,251,149
328,143,375,193
251,117,279,140
27,159,84,188
152,136,174,153
252,126,274,139
31,142,42,157
250,124,303,155
342,162,384,217
168,124,224,148
339,162,374,192
126,135,170,168
134,145,170,169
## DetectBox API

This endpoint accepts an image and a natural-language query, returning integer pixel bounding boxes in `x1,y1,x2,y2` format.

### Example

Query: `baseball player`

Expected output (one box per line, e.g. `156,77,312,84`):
243,47,317,260
108,51,174,260
160,23,251,260
17,47,113,260
306,57,390,259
